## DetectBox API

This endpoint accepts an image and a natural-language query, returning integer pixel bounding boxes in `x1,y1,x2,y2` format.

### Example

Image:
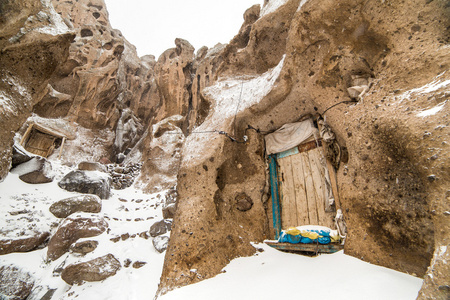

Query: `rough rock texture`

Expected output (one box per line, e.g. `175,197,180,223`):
47,215,108,260
158,0,450,295
61,253,121,285
0,231,50,255
0,265,35,300
136,116,185,193
12,156,54,184
58,170,111,199
149,220,172,238
11,144,33,168
70,240,99,255
49,194,102,218
0,0,74,181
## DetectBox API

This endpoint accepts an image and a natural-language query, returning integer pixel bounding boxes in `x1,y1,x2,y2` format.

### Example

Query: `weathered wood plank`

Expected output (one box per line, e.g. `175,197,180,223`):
265,240,343,253
308,148,334,228
20,124,34,146
277,156,298,228
290,153,309,226
301,152,319,225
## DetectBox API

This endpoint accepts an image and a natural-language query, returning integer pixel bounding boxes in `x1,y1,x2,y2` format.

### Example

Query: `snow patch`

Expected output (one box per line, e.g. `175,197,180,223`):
297,0,309,12
261,0,289,17
417,100,447,117
398,72,450,103
182,55,285,167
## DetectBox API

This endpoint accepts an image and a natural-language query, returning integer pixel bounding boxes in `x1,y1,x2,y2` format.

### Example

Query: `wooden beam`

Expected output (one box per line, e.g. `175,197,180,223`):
265,240,343,254
58,137,66,159
20,124,34,146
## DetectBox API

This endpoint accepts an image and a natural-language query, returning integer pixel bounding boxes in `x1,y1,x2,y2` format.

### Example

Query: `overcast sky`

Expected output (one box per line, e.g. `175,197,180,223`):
104,0,263,58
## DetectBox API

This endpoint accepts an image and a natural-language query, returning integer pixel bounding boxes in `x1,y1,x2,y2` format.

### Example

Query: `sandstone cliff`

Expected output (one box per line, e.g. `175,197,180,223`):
157,1,450,299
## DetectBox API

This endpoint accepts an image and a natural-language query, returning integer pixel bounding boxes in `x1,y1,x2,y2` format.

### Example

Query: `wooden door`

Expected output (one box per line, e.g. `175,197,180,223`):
277,143,335,229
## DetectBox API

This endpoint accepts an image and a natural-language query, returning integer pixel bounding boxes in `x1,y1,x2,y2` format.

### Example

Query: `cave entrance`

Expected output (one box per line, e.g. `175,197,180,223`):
264,118,343,254
20,122,67,158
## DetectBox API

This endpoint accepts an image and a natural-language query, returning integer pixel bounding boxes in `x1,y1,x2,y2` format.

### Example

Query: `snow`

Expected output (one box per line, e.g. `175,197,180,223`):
417,100,447,117
260,0,289,17
161,243,422,300
297,0,309,12
0,160,168,299
182,55,285,167
397,72,450,103
36,0,71,36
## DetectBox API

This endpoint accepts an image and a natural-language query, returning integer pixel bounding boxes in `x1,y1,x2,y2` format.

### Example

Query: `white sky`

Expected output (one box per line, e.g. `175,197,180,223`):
104,0,264,58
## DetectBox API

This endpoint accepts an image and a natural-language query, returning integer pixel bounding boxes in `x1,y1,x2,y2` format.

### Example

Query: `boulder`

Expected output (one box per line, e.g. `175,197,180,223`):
0,232,49,255
26,285,56,300
149,220,172,237
49,195,102,218
70,240,99,255
58,170,111,199
11,144,33,168
0,265,35,300
152,236,169,253
47,215,108,261
78,161,107,173
162,203,176,219
61,254,121,285
12,157,54,184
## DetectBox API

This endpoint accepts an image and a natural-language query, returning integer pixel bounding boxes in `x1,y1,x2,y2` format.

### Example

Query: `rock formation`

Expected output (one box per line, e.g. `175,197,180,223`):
157,0,450,298
0,0,448,298
0,0,74,181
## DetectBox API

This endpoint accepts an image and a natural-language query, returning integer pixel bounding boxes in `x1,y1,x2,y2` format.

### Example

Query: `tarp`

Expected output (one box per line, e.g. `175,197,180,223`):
265,119,319,155
278,225,341,245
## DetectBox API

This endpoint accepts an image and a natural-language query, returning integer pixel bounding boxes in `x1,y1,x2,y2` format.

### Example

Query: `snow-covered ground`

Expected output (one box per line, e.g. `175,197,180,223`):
161,243,423,300
1,159,423,299
0,160,168,299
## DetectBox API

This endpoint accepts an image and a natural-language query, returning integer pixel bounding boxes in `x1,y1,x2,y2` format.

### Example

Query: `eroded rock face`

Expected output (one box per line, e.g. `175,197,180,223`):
61,253,121,285
49,194,102,218
159,0,449,294
58,170,111,199
0,0,74,181
47,215,108,260
137,116,185,193
0,231,50,255
0,265,35,300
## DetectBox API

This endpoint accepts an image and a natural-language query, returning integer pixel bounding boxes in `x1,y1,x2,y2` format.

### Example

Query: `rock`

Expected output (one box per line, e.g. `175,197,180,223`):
61,254,121,285
0,265,35,300
70,240,99,255
0,232,50,255
153,236,169,253
165,188,178,205
58,170,112,199
235,193,254,212
12,157,54,184
47,215,108,261
78,161,107,173
11,144,33,168
162,203,177,219
26,285,56,300
132,261,147,269
149,220,172,237
49,195,102,218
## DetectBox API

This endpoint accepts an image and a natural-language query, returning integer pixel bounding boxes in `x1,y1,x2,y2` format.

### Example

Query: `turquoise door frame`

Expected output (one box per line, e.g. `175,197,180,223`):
268,155,282,239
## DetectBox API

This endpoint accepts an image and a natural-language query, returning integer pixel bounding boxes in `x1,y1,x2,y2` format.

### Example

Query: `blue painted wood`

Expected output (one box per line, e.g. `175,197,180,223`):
276,146,299,159
269,155,282,239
